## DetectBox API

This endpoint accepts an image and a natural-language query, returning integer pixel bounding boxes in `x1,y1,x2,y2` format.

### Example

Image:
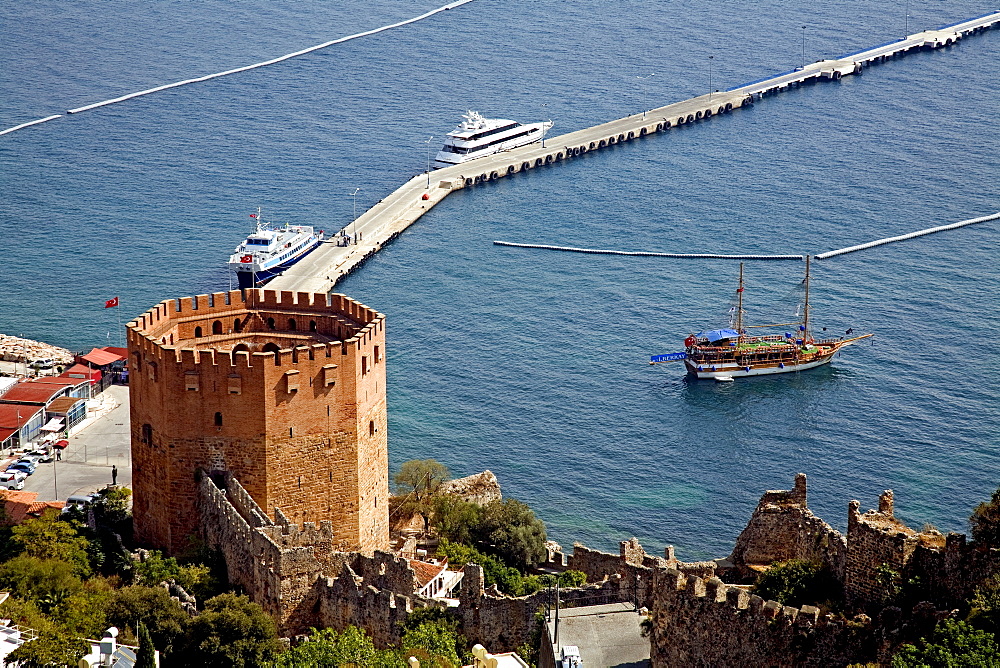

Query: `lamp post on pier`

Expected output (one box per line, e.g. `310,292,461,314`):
424,135,434,188
904,0,910,38
801,26,807,69
541,103,548,148
708,56,714,100
636,73,654,118
350,188,360,244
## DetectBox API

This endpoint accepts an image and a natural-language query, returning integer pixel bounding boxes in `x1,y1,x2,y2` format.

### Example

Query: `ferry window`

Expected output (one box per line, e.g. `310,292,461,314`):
213,320,223,335
214,412,223,427
288,318,297,331
267,317,275,330
194,326,203,338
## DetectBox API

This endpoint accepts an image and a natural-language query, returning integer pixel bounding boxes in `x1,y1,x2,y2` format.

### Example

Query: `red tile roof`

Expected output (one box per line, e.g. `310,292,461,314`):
408,559,447,588
0,491,63,524
79,348,124,366
60,365,102,382
0,403,45,428
0,383,66,405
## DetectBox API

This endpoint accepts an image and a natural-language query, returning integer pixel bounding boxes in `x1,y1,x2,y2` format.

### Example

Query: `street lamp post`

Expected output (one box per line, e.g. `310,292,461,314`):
904,0,909,37
801,26,806,69
424,135,434,188
350,188,360,244
541,103,548,148
636,73,654,118
708,56,714,100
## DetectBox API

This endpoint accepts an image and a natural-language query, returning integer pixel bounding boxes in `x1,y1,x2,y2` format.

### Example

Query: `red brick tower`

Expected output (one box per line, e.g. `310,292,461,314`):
127,289,388,555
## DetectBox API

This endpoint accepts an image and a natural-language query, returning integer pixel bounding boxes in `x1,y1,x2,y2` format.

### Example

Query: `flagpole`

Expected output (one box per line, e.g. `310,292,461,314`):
116,301,123,347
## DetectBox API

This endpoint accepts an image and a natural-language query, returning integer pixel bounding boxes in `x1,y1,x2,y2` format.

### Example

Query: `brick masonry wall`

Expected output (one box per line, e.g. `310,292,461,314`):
129,289,388,555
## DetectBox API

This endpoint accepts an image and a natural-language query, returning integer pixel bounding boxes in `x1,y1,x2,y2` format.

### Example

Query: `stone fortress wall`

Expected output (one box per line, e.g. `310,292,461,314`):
198,465,997,665
128,288,388,555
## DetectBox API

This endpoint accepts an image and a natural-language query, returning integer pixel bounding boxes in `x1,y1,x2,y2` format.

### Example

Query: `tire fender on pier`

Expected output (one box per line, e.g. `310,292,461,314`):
627,131,634,139
677,116,685,125
490,171,499,179
725,102,733,111
521,162,530,170
686,114,695,123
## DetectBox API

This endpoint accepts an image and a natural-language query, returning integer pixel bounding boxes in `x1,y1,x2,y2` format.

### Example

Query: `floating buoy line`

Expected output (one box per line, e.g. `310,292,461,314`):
493,212,998,262
0,0,474,137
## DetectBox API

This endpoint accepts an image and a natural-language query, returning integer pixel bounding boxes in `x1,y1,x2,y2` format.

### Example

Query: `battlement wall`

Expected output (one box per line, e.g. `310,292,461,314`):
458,563,632,653
729,474,846,577
648,566,942,667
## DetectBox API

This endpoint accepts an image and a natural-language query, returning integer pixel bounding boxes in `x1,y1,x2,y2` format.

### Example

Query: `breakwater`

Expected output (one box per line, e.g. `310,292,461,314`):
268,10,1000,293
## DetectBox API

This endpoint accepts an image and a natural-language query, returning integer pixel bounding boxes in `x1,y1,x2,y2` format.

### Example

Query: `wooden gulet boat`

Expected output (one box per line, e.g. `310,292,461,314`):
650,257,872,380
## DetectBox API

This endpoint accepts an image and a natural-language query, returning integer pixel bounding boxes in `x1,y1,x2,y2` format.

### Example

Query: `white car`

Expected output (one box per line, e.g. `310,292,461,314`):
0,472,25,490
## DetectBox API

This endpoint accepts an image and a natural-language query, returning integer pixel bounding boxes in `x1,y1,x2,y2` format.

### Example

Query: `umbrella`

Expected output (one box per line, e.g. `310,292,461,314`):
54,439,69,449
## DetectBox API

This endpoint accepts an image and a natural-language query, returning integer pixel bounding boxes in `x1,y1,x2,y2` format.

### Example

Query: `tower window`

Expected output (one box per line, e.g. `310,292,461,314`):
213,320,223,335
361,356,369,376
374,345,380,363
214,412,223,427
234,318,243,333
141,423,153,445
194,326,203,338
310,320,318,332
369,420,375,436
267,317,275,330
288,318,297,331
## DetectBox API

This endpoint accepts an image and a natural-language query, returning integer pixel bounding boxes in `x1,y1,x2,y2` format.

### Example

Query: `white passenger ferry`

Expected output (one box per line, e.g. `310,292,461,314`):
227,209,322,288
433,111,552,169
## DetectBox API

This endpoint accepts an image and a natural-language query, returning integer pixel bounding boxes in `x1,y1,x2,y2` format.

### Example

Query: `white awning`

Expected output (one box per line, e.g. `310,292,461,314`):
40,418,65,432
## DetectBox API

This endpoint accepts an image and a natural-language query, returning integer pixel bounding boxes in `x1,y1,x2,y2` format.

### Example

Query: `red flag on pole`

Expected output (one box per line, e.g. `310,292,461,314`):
104,297,119,308
249,214,258,218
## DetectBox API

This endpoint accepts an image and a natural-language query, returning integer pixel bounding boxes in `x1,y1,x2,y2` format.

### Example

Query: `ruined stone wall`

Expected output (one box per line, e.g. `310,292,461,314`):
457,564,632,653
438,470,502,505
729,474,847,578
844,492,922,609
648,566,943,668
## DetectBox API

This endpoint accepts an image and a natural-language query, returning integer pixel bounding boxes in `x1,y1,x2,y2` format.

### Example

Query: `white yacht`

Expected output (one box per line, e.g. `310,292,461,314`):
433,111,552,169
227,209,323,288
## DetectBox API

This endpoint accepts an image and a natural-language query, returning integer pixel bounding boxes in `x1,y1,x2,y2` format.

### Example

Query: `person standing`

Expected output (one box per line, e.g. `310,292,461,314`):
111,465,118,485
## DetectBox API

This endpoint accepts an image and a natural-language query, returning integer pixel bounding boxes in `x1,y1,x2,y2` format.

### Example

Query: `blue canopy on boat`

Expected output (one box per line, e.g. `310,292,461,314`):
697,329,739,342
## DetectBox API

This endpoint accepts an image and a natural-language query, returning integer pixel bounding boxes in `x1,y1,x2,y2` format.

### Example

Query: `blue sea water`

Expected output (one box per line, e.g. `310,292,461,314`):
2,0,998,559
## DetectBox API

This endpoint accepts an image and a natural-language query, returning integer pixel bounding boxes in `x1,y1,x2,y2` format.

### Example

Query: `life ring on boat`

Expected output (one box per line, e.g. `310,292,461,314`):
240,255,252,263
684,336,697,347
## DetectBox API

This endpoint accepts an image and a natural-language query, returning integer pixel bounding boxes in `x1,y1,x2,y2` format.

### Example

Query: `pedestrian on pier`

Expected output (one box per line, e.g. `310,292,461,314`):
111,465,118,485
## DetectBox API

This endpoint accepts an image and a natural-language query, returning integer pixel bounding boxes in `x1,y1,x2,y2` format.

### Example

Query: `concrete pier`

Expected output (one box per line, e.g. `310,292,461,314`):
267,11,1000,294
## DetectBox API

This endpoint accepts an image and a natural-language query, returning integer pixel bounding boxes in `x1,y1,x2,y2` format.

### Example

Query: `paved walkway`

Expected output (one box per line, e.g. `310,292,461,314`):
548,602,650,668
21,385,131,502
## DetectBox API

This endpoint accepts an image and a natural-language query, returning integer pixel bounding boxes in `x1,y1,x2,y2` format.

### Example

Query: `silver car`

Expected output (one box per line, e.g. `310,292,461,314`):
0,472,25,490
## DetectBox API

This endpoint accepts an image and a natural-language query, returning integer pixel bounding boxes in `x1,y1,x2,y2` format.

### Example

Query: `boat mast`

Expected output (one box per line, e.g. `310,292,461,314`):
802,255,811,342
736,262,744,342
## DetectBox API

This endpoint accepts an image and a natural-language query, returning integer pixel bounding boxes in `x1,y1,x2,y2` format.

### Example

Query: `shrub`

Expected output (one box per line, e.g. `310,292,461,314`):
753,559,841,609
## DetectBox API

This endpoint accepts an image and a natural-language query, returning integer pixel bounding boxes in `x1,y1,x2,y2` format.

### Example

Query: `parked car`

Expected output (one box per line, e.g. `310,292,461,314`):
27,449,53,463
0,472,25,490
7,461,36,476
62,493,98,515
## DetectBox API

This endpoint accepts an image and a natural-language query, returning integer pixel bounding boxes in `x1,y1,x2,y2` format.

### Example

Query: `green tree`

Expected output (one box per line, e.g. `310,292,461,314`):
968,574,1000,636
753,559,842,609
3,629,89,668
970,487,1000,548
431,495,481,546
106,586,190,657
10,510,92,577
893,619,1000,667
136,621,157,668
0,557,82,614
437,539,526,596
174,593,281,667
133,550,182,586
52,579,114,637
276,626,404,668
93,486,132,526
401,620,461,668
476,499,547,570
394,460,451,502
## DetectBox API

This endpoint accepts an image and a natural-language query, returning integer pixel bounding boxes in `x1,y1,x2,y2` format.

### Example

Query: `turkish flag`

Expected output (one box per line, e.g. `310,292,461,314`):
249,214,258,218
105,297,119,308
